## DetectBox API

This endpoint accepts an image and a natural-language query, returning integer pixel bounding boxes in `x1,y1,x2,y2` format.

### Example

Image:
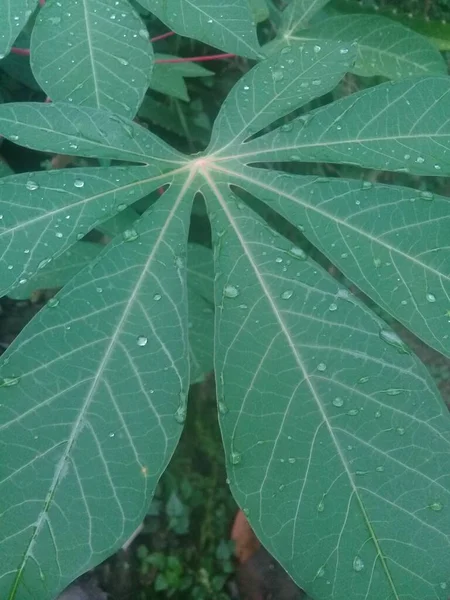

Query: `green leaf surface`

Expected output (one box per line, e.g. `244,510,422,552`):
299,14,447,79
0,0,37,57
219,165,450,356
0,165,177,297
0,182,193,600
248,0,270,23
241,76,450,175
150,67,190,102
137,0,262,59
155,54,213,78
0,102,186,164
187,243,214,383
281,0,331,34
206,182,450,600
31,0,153,118
208,40,356,154
8,241,103,300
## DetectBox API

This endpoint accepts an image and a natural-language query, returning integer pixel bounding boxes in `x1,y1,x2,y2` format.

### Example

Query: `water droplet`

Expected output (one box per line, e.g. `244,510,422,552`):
68,143,78,150
275,257,283,263
328,303,338,312
243,507,250,516
288,246,307,260
38,258,51,270
117,57,129,66
153,293,162,301
218,401,229,415
386,388,402,396
224,284,239,298
416,156,425,164
317,362,327,372
373,258,382,268
137,336,148,347
174,405,186,424
74,179,85,188
376,466,385,472
429,501,443,512
281,123,293,132
272,70,284,82
439,582,447,589
379,329,410,354
317,498,325,512
396,427,405,435
281,46,292,54
281,290,293,300
288,457,296,464
332,397,344,407
348,408,359,416
358,376,369,384
0,376,20,387
26,180,39,191
420,190,433,201
353,556,364,572
231,451,242,465
316,566,325,578
339,47,349,54
10,134,19,141
123,228,138,242
138,28,149,39
362,180,372,189
375,410,382,418
109,432,115,438
426,292,436,303
47,297,59,308
313,44,321,53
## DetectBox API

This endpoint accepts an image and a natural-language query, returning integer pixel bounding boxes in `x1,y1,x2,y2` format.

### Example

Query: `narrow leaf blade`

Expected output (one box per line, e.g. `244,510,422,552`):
0,103,185,164
31,0,153,118
0,165,173,297
205,180,450,600
243,76,450,175
0,181,193,600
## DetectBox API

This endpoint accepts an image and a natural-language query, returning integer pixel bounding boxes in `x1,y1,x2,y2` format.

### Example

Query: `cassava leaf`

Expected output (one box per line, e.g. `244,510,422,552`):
240,76,450,176
248,0,270,23
30,0,153,118
187,243,214,383
150,67,190,102
205,181,450,600
0,181,193,600
0,0,38,57
137,0,262,59
0,165,178,297
0,102,185,164
298,14,447,79
7,241,103,300
281,0,331,34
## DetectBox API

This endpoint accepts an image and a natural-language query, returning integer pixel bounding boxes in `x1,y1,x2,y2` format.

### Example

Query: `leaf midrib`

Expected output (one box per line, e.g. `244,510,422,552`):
201,167,400,599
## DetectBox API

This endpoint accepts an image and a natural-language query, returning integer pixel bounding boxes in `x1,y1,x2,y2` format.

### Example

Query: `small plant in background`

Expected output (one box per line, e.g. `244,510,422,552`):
0,1,450,600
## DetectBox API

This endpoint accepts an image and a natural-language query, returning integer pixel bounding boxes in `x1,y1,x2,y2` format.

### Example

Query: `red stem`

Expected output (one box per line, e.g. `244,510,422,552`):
155,53,235,63
10,47,30,56
150,31,176,43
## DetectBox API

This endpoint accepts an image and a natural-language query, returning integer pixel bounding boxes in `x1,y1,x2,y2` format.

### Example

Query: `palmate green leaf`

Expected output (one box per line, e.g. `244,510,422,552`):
299,14,447,80
8,241,103,300
30,0,153,119
0,181,193,600
0,103,185,165
0,0,38,57
205,183,450,600
137,0,262,59
216,165,450,356
0,165,180,297
239,76,450,176
187,243,214,383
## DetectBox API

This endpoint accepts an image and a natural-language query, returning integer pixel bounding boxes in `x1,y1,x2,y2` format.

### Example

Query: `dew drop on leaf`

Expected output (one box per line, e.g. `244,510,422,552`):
386,388,402,396
47,298,59,308
231,451,242,465
218,401,229,415
420,190,433,201
379,329,410,354
426,292,436,303
328,303,338,312
138,28,149,40
137,336,148,347
375,410,382,418
281,290,293,300
224,285,239,298
352,556,364,572
153,293,162,301
288,246,307,260
38,258,51,270
348,409,359,416
0,376,20,387
74,179,85,188
26,180,39,191
316,566,325,578
396,427,405,435
358,376,369,384
376,466,385,472
362,180,372,189
317,499,325,512
313,45,321,53
288,457,296,464
281,123,293,132
332,397,344,407
174,405,187,424
317,362,327,372
272,70,284,82
123,228,139,242
429,501,443,512
339,47,349,54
